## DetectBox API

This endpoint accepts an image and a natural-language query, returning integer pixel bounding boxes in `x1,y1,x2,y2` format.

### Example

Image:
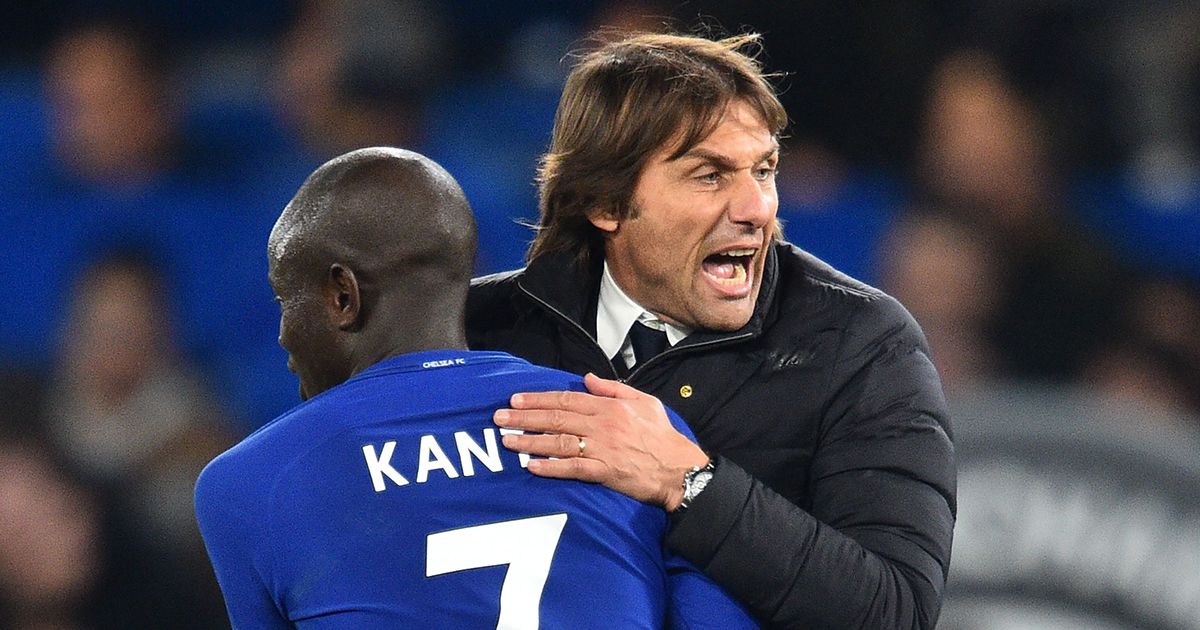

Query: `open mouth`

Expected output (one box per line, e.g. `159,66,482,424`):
702,248,756,289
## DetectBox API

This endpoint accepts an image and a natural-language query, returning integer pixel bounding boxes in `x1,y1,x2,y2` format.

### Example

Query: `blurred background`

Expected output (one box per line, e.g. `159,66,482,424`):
0,0,1197,628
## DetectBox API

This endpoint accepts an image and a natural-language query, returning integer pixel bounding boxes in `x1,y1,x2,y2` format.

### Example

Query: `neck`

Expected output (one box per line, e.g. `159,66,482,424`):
350,325,469,376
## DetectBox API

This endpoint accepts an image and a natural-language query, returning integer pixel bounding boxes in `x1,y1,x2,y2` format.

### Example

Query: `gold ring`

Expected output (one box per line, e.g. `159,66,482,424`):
578,437,587,457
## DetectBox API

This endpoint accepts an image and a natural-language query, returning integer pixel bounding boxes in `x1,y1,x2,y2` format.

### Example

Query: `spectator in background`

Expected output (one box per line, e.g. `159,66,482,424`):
1125,278,1200,377
880,211,1002,393
272,0,451,158
1084,277,1200,426
0,440,101,630
0,18,196,368
914,49,1128,382
25,14,298,430
39,249,233,629
43,19,181,191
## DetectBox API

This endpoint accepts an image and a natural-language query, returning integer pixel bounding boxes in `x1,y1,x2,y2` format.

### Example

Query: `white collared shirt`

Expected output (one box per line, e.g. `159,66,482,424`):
596,262,692,369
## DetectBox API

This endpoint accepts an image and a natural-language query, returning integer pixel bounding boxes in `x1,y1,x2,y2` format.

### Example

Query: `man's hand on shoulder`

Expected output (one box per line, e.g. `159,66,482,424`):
494,373,709,510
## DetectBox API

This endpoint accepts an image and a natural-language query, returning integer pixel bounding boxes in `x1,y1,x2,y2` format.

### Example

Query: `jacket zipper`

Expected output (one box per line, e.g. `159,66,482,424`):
627,331,753,380
516,282,624,380
516,281,756,383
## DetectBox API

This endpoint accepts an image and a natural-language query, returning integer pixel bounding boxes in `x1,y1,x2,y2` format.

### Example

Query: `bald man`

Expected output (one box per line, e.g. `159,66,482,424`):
193,148,756,629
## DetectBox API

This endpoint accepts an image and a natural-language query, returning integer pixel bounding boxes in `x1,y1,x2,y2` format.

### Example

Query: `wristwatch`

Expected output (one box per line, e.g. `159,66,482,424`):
676,459,717,513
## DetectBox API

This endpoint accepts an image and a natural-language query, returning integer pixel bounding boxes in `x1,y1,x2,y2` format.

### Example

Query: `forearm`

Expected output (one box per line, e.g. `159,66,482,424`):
666,457,950,629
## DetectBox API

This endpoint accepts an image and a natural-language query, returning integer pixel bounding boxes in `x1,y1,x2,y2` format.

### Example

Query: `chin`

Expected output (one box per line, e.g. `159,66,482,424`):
695,306,754,332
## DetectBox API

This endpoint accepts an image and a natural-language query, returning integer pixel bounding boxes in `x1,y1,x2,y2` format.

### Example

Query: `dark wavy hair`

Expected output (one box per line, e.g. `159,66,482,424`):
530,32,788,266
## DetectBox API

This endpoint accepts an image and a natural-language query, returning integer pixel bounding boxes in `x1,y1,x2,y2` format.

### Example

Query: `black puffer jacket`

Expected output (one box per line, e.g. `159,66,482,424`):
466,243,956,629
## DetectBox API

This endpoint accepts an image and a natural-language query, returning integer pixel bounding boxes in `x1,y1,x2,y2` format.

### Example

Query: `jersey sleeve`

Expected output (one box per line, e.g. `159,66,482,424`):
659,405,755,628
664,551,759,629
194,453,291,630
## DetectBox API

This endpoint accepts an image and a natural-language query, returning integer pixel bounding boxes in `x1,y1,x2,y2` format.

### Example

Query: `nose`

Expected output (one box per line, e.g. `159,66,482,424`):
726,169,776,228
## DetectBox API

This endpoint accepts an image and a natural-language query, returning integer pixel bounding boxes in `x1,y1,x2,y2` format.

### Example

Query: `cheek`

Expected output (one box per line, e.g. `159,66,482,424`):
630,213,701,263
278,305,317,356
617,225,674,277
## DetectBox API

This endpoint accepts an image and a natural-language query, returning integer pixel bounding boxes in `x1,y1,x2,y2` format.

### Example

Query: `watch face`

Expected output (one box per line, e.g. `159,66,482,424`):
686,471,714,501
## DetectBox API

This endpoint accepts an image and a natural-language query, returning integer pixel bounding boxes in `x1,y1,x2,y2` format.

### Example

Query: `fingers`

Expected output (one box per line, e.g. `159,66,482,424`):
494,408,590,435
504,375,644,416
525,457,607,483
501,431,588,460
499,432,608,484
582,372,644,400
509,389,604,414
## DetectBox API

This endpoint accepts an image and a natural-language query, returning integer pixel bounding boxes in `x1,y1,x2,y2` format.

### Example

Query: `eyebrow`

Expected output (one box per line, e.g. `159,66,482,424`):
675,143,780,171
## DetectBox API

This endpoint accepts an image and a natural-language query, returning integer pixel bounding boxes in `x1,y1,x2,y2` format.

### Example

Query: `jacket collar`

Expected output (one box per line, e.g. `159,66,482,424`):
516,243,781,345
517,250,604,335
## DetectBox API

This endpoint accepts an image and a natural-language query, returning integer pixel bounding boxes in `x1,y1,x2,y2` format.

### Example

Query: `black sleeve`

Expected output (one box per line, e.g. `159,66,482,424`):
667,294,956,629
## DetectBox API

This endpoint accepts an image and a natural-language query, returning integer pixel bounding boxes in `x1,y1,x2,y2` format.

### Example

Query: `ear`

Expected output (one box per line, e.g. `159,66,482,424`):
325,263,361,331
587,206,620,234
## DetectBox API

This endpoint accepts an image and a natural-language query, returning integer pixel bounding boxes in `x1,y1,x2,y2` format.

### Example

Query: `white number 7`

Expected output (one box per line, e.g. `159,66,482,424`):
426,513,569,630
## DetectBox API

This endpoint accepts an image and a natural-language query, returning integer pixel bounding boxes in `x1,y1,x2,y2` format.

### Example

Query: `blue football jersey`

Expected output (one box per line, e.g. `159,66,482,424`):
195,350,756,629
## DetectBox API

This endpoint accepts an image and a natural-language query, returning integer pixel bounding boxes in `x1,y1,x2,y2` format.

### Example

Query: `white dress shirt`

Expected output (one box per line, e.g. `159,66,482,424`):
596,262,692,369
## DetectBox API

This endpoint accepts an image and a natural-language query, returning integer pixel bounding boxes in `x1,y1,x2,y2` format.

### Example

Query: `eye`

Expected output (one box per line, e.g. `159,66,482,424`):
696,171,721,184
753,165,776,181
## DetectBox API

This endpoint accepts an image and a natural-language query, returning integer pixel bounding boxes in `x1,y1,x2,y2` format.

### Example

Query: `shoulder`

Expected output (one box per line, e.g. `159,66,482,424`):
490,356,587,393
466,268,527,333
772,241,923,344
193,438,269,550
194,421,281,522
193,400,320,524
774,242,884,303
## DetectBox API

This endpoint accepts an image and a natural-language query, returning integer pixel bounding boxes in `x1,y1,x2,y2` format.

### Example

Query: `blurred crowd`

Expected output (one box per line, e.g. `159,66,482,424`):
0,1,1197,628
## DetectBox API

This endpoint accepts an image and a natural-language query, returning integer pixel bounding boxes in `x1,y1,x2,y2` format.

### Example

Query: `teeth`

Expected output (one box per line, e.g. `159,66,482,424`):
702,248,755,286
